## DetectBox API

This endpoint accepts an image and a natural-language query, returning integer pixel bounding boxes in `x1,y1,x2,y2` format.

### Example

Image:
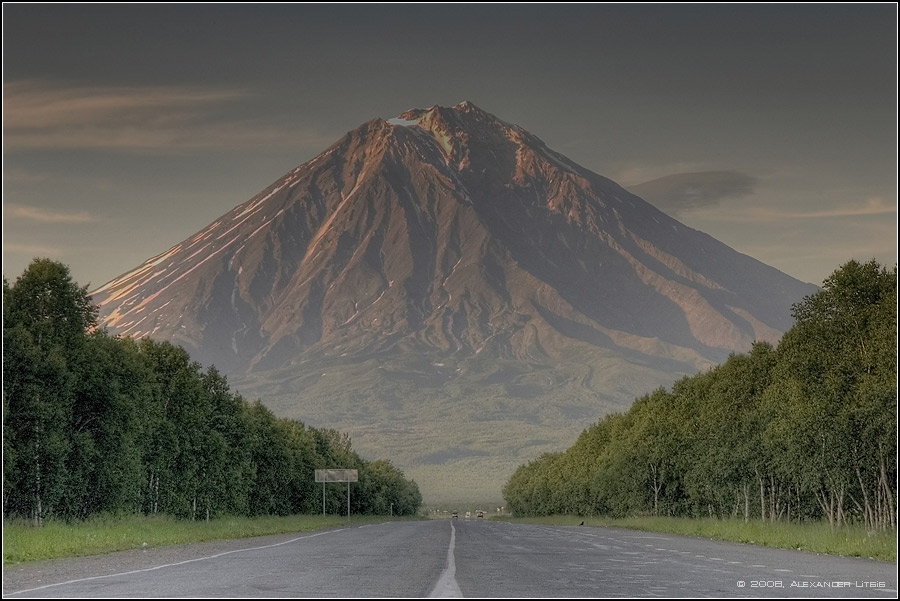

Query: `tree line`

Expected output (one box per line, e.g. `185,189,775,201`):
3,259,422,524
503,259,897,530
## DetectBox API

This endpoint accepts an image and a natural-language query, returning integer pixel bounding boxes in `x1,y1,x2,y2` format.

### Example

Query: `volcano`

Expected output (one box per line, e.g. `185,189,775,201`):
92,102,817,502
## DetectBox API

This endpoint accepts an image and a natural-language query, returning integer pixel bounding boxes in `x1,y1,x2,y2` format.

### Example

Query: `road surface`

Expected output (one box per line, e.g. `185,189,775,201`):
4,519,896,597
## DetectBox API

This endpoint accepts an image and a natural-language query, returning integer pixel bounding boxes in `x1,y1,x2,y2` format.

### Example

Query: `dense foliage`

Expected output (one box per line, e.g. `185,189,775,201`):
3,259,422,523
504,260,897,529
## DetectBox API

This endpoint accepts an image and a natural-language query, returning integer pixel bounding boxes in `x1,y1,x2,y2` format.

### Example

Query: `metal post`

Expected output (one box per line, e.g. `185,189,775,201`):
315,469,357,520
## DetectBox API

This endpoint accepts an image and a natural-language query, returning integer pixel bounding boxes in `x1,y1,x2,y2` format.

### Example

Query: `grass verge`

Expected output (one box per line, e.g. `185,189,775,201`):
3,514,413,566
500,515,897,562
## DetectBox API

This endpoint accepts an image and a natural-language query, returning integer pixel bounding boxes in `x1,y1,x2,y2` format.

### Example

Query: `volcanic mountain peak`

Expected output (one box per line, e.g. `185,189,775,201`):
392,100,505,130
383,101,543,172
92,102,816,375
90,102,820,501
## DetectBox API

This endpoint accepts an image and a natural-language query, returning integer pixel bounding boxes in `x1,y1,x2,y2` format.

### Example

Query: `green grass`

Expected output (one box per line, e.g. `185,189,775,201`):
3,513,415,566
7,512,894,567
499,515,897,562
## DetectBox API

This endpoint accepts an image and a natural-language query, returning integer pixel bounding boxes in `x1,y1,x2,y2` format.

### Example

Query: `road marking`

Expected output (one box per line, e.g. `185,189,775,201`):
4,529,346,596
429,521,463,598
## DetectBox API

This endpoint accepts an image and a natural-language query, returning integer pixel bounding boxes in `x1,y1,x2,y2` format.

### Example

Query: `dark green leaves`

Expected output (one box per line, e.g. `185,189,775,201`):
3,259,422,522
503,260,897,528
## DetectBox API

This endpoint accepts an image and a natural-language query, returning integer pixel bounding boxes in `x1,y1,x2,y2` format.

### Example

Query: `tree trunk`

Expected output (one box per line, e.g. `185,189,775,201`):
786,485,791,523
148,472,159,515
817,489,835,528
650,463,662,516
758,472,766,521
743,483,750,523
880,456,895,531
836,483,846,527
769,474,778,522
856,466,872,531
33,420,43,527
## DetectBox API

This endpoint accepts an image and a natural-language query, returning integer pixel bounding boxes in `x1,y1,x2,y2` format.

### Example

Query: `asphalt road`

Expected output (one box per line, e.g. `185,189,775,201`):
3,519,897,598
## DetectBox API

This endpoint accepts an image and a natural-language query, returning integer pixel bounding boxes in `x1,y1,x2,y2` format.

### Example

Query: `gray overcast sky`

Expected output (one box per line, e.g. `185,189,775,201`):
3,4,896,290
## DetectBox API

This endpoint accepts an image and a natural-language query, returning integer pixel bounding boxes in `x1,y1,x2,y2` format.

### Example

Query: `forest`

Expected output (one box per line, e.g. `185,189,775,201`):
3,259,422,524
503,259,897,530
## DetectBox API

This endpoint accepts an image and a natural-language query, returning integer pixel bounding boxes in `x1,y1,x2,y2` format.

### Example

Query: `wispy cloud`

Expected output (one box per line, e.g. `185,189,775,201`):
627,171,757,215
4,203,95,223
695,197,897,222
3,80,330,152
773,197,896,219
610,162,708,188
3,242,63,257
2,167,51,184
3,81,247,129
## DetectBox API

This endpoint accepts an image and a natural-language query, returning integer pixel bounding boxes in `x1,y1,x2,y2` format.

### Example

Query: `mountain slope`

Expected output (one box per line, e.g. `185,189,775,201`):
92,102,817,502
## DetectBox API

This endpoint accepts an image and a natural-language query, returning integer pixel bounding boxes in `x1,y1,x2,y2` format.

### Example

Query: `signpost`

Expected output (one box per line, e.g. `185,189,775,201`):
314,469,358,520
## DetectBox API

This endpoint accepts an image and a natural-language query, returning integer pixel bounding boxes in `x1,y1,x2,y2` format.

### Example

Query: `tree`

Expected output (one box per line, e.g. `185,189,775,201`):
198,367,253,518
3,259,97,349
361,460,421,515
3,260,98,523
765,260,896,527
501,259,896,529
137,339,209,518
243,401,295,516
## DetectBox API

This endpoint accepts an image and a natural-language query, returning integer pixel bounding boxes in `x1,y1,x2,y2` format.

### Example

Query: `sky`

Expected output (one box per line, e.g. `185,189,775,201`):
3,4,897,291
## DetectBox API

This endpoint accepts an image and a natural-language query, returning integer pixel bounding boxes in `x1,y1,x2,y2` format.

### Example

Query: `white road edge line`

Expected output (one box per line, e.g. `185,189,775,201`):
5,529,346,596
429,521,463,598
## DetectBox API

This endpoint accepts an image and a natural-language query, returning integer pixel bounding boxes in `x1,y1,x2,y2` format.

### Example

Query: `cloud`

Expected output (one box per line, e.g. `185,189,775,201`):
4,203,95,223
3,242,62,257
692,197,897,223
774,197,896,219
3,80,330,152
3,81,248,129
2,167,51,184
626,171,758,215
